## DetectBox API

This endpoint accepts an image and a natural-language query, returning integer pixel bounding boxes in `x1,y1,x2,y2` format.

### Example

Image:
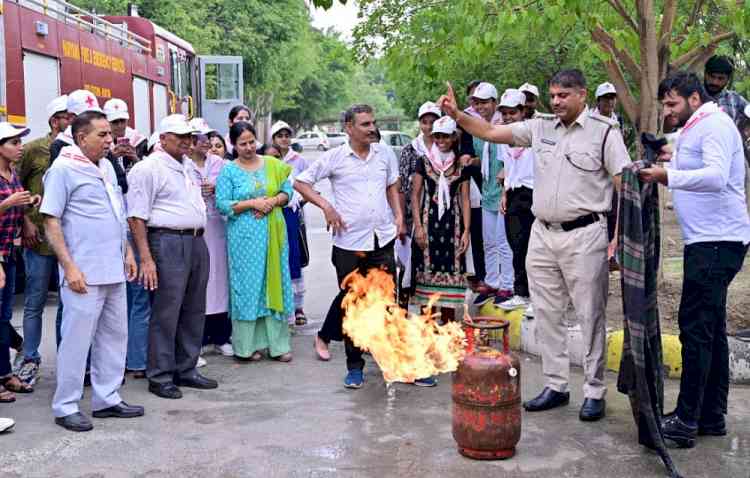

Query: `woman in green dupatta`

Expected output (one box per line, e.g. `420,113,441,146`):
216,122,295,362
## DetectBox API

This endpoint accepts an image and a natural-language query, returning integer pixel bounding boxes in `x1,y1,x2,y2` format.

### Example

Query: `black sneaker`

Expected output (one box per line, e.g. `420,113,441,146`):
698,419,727,436
662,413,697,448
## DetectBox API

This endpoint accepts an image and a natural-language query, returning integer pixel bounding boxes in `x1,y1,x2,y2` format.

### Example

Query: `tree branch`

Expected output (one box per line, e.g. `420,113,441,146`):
657,0,677,51
590,25,642,85
606,0,638,33
670,31,736,70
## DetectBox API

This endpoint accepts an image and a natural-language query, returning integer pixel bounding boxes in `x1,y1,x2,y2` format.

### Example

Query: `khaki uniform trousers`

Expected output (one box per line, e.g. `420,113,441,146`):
527,218,609,399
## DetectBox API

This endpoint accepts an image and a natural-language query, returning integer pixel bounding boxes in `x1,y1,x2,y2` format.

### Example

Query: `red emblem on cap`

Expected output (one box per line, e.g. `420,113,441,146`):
85,95,95,107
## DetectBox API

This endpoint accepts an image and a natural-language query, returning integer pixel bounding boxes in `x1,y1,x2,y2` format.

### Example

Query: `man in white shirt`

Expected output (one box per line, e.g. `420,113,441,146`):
127,115,218,399
295,104,405,389
640,71,750,448
497,89,535,316
593,82,619,123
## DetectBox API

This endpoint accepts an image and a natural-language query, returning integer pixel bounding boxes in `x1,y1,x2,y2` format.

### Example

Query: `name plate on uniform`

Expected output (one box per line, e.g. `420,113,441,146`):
541,138,556,146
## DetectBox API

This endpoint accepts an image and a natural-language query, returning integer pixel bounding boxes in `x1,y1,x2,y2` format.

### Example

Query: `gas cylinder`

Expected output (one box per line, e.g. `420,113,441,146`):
452,317,521,460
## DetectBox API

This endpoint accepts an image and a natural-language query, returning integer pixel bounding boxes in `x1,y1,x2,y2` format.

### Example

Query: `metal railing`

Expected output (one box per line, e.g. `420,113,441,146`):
15,0,152,53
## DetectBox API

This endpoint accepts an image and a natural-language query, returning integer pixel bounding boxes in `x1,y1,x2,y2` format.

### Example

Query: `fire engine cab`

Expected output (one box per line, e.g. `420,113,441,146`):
0,0,243,140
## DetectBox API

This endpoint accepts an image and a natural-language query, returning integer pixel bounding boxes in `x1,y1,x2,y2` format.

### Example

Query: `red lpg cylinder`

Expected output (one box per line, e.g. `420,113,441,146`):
452,317,522,460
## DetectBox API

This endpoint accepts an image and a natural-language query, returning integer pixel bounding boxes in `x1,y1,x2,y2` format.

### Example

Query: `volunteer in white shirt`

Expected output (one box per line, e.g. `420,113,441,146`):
295,104,405,389
497,89,535,316
127,114,218,399
640,71,750,448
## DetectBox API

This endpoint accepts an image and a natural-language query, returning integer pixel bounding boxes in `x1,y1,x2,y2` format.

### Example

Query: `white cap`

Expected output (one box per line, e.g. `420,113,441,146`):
417,101,441,119
147,131,160,151
67,89,103,116
499,89,526,108
0,122,30,141
471,82,498,100
159,114,196,135
431,116,457,135
189,117,216,135
46,95,68,119
744,104,750,119
519,83,540,98
596,82,617,98
103,98,130,122
270,120,293,138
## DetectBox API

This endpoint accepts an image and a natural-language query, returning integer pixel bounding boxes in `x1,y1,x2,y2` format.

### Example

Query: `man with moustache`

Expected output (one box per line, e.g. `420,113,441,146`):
295,104,405,388
440,69,631,421
640,71,750,448
127,114,217,399
703,55,748,128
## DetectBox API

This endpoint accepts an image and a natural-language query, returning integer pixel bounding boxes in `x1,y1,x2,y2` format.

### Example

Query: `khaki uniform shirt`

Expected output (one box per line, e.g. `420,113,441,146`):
509,107,630,223
17,134,53,256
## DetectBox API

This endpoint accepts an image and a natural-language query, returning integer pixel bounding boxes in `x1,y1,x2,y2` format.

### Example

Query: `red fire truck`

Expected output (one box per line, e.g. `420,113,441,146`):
0,0,243,139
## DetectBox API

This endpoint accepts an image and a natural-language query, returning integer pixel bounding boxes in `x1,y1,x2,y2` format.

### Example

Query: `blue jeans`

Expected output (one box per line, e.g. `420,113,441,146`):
0,255,17,377
126,279,151,370
21,249,62,362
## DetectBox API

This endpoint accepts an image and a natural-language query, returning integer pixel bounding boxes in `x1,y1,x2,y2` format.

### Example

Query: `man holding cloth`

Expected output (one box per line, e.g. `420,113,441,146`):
127,114,217,399
42,111,143,432
640,71,750,448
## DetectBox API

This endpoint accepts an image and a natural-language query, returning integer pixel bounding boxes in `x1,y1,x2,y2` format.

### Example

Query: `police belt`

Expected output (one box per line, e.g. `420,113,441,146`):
539,213,600,232
148,227,204,237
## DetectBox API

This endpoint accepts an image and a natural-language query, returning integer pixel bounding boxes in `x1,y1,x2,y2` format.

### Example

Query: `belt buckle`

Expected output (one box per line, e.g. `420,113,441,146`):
192,228,198,237
543,220,563,231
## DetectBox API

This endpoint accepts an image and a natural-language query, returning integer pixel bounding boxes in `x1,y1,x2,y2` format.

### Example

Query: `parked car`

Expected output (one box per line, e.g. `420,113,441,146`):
379,130,413,158
293,131,348,151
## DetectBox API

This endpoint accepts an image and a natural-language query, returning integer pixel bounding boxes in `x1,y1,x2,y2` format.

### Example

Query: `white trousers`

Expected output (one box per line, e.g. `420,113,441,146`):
482,208,514,290
52,283,127,417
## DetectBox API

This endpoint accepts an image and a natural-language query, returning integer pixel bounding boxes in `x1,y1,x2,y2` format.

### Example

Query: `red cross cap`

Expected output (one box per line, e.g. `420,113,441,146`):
85,95,96,107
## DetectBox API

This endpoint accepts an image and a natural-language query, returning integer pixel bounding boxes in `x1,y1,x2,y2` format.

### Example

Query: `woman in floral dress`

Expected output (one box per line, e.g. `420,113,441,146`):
410,116,470,323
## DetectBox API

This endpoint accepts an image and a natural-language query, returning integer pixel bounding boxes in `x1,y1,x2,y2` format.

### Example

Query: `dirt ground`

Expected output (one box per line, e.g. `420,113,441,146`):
606,192,750,335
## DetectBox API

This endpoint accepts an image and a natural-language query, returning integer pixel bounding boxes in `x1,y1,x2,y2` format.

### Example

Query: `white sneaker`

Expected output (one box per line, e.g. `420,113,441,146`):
0,418,15,433
197,356,207,368
215,343,234,356
524,303,535,318
201,345,214,355
498,295,529,311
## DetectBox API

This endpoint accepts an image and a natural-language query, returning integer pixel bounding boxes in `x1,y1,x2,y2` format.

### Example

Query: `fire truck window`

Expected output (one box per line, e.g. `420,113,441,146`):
204,63,240,101
169,50,192,99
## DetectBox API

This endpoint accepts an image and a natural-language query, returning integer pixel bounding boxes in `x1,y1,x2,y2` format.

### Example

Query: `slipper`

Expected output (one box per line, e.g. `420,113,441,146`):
295,310,307,326
314,336,331,361
272,353,293,362
1,377,32,394
0,417,14,433
0,385,15,403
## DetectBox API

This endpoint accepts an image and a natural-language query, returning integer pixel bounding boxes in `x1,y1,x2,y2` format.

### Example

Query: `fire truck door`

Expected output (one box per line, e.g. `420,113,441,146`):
198,56,243,136
152,83,169,131
23,52,60,140
132,77,152,136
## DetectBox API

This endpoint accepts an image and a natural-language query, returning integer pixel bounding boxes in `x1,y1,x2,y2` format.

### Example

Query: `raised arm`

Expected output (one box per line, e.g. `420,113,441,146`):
439,82,515,145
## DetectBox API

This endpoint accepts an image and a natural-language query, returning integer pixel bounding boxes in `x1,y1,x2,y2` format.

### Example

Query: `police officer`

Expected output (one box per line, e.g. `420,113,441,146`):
440,69,631,421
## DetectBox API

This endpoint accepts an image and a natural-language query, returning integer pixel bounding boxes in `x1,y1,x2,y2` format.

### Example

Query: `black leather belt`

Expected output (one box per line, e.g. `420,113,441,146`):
148,227,204,237
540,213,600,232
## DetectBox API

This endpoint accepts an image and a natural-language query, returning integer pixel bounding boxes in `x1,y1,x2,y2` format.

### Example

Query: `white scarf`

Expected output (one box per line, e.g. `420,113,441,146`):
56,145,123,219
426,143,455,220
411,134,429,157
481,111,503,180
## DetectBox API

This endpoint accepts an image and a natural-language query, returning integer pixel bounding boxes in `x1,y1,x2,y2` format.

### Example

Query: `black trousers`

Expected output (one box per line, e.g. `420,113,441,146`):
318,238,396,371
504,187,534,298
202,312,232,346
469,207,485,281
676,241,748,424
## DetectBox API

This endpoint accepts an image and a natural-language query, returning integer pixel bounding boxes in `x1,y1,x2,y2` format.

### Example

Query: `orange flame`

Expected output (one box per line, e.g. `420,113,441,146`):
341,269,466,383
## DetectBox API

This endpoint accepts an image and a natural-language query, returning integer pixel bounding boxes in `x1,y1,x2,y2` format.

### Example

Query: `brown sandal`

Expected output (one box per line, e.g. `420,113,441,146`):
294,310,307,326
1,376,33,394
0,385,15,403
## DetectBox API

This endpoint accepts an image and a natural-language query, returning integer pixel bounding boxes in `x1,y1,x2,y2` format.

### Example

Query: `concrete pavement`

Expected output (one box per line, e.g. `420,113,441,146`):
1,150,749,477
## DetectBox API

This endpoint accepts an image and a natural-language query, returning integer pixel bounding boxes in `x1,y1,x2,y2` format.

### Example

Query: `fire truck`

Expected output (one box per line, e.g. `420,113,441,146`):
0,0,243,139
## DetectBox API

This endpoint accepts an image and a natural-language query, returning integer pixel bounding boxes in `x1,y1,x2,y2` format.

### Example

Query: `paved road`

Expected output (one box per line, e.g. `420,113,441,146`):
2,149,749,477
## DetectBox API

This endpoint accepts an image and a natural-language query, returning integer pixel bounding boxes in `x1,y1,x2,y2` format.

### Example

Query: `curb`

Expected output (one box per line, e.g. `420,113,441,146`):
476,303,750,385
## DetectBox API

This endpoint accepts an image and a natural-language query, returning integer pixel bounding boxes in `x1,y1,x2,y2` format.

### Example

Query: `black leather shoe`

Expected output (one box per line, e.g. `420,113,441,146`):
148,381,183,399
174,373,218,390
698,419,727,436
579,398,606,421
93,402,145,419
55,412,93,432
662,414,697,448
523,387,570,412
